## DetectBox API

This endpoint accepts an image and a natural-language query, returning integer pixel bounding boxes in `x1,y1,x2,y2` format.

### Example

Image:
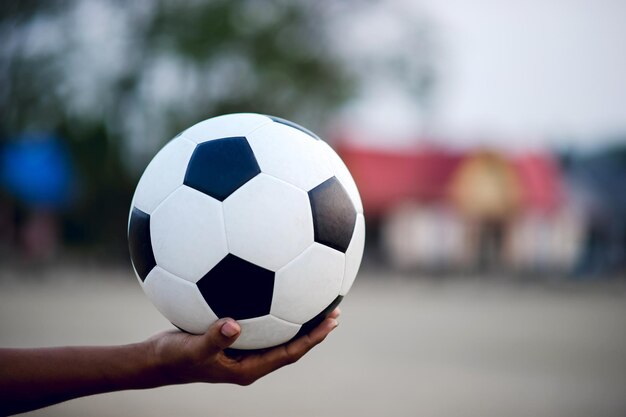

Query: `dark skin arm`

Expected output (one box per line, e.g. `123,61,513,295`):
0,308,340,416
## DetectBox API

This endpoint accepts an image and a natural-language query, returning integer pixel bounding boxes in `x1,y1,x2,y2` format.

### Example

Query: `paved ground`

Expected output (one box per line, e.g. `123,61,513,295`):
1,267,625,417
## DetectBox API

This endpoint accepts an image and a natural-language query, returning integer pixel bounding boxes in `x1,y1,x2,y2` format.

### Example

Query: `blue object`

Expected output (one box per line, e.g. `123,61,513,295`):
0,133,74,209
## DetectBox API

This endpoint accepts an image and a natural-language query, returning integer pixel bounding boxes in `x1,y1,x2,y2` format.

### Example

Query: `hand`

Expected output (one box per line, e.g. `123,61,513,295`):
148,308,340,386
1,311,341,415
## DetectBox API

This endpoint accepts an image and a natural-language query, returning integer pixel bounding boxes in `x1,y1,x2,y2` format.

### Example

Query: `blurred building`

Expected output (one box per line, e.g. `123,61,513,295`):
447,150,522,271
563,145,626,275
334,135,605,276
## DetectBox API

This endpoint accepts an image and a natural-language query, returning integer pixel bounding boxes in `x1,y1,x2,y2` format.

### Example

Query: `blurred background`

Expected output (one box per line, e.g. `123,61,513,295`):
1,1,625,416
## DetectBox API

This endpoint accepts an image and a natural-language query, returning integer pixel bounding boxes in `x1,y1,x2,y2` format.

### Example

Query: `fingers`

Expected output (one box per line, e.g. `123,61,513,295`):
328,307,341,320
200,318,241,355
236,313,339,383
278,308,341,363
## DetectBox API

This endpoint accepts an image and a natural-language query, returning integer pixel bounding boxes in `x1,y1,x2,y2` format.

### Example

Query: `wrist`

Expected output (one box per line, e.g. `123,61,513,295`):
143,338,173,387
144,335,193,386
101,341,170,391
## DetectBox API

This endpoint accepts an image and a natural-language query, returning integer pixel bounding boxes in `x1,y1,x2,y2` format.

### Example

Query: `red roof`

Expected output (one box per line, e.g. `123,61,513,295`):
512,152,563,214
336,143,462,217
332,129,564,218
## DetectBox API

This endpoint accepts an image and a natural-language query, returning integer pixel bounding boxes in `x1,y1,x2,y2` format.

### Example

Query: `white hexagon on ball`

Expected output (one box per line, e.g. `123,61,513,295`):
233,314,301,350
272,243,345,324
151,185,228,283
143,266,218,335
131,137,197,215
342,213,365,295
223,173,314,271
319,141,363,214
181,113,272,144
246,122,334,191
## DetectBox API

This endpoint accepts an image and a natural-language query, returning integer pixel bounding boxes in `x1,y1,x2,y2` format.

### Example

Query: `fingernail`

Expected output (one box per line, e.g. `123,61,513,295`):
221,320,240,337
329,318,338,329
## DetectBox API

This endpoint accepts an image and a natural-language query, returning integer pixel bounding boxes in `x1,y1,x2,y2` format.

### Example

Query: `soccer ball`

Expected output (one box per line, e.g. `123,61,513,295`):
128,113,365,349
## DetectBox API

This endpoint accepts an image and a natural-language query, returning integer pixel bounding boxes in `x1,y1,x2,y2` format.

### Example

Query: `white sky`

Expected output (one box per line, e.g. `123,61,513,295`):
337,0,626,150
15,0,626,152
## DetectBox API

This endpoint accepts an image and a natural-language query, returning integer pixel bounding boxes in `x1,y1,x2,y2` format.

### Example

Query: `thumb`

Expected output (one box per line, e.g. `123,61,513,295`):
202,318,241,353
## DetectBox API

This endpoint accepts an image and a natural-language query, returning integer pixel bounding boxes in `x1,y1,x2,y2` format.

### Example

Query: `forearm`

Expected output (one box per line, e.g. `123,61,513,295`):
0,313,339,415
0,343,162,416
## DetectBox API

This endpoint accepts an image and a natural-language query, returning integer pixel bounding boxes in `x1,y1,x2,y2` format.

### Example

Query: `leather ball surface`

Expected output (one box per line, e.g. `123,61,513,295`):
128,113,364,349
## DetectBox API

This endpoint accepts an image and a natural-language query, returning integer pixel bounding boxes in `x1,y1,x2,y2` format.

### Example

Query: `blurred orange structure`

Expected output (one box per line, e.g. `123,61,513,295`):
448,150,523,220
448,150,522,270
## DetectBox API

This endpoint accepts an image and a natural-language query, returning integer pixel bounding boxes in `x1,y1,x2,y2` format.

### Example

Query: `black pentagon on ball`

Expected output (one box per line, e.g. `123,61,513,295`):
184,137,261,201
267,115,321,141
196,254,275,320
308,176,357,253
128,207,156,281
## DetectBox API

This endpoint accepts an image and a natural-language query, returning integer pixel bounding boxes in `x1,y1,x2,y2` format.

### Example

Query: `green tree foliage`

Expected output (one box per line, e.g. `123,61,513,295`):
0,0,352,253
1,1,437,255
